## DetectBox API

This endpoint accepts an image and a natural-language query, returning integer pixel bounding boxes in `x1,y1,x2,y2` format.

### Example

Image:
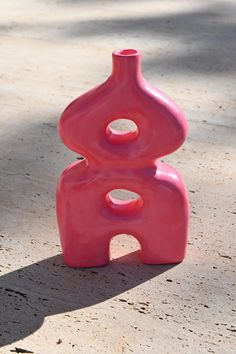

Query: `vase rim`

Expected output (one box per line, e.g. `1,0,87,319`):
113,49,141,57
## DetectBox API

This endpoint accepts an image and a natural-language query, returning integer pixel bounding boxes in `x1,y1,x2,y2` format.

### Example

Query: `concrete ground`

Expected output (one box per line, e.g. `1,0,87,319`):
0,0,235,353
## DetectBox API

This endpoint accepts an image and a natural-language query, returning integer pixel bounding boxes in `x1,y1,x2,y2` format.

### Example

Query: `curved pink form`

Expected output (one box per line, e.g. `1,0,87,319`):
57,49,189,267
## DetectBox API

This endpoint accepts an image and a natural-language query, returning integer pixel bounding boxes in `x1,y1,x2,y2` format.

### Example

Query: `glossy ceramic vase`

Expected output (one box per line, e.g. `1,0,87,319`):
57,49,189,268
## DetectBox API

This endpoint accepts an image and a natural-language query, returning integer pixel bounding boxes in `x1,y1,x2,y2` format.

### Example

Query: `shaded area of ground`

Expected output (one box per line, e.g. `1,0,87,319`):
0,252,174,346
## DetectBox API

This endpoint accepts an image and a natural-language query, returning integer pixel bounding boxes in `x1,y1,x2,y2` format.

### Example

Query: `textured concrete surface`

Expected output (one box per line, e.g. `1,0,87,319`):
0,0,235,353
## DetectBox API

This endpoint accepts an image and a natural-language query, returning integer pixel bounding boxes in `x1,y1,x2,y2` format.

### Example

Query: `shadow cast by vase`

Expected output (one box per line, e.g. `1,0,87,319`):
0,251,176,347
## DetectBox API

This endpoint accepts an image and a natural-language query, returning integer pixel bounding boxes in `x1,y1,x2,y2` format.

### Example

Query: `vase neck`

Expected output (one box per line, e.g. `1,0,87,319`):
111,49,142,83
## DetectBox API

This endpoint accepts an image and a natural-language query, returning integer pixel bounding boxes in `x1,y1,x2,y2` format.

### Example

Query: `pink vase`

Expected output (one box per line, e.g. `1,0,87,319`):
57,49,189,268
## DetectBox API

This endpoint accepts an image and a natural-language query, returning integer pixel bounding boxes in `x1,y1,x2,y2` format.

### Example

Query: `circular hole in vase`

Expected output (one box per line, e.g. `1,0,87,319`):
106,119,139,144
105,189,143,215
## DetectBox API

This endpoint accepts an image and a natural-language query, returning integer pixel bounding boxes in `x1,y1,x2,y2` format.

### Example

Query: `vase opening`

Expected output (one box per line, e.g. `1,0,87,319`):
114,49,140,57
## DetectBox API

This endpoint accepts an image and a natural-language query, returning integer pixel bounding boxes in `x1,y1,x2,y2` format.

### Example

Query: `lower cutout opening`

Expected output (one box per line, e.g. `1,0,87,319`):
110,234,141,261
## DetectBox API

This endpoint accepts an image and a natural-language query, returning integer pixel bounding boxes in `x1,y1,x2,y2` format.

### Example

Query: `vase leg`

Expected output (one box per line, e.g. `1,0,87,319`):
140,240,186,265
62,237,110,268
139,217,188,265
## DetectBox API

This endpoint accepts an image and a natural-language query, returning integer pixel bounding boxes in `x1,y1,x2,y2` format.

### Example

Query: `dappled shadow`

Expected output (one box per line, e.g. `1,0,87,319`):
0,251,175,346
0,115,74,233
0,2,235,74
